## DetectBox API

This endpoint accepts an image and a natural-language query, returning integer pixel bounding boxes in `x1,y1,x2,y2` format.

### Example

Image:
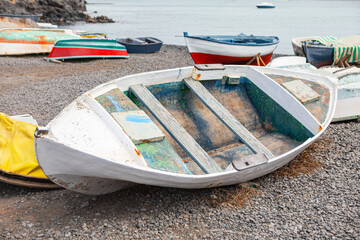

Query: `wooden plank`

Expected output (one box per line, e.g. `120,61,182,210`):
129,84,223,174
183,78,275,160
111,110,165,144
281,80,320,104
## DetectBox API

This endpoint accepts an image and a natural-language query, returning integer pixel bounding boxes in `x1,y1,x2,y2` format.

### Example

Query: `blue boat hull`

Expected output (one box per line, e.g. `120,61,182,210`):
116,37,163,53
303,43,334,68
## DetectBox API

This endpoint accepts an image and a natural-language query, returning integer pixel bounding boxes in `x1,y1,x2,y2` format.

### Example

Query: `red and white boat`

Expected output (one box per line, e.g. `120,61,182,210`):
48,38,129,61
183,32,279,66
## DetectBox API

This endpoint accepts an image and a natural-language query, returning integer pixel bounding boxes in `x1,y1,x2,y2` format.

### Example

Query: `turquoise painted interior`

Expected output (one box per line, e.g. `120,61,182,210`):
97,75,324,175
124,77,316,174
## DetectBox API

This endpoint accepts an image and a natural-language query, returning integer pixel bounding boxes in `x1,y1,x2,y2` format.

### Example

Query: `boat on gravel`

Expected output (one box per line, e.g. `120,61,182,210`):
269,56,360,122
0,28,80,55
116,37,163,53
183,32,279,66
47,38,129,61
35,64,336,195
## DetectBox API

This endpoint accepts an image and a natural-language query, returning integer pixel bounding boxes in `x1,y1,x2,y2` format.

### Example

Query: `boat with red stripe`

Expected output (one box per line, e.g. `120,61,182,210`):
48,38,129,60
183,32,279,66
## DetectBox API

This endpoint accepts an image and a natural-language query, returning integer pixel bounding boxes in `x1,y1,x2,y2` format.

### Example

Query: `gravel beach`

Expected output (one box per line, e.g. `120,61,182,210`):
0,45,359,239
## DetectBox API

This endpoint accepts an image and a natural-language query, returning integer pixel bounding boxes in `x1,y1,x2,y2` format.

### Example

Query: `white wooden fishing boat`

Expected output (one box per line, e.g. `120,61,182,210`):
183,32,279,66
35,65,337,195
269,57,360,122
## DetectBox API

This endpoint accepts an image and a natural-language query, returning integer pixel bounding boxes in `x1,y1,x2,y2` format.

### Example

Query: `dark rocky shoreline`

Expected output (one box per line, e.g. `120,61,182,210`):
0,0,113,23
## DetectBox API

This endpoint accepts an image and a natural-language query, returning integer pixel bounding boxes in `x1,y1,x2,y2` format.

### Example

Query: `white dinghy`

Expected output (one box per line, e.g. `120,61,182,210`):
35,65,337,195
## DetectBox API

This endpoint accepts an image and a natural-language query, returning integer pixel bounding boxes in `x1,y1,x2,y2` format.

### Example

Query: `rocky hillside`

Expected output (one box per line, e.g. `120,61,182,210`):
0,0,113,23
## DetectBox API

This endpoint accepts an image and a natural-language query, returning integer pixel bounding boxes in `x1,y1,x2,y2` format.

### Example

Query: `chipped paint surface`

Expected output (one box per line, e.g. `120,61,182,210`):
266,74,330,124
245,80,313,142
96,88,190,174
281,80,320,104
185,132,302,175
136,141,192,174
111,111,165,144
96,88,138,113
145,80,267,158
0,28,80,55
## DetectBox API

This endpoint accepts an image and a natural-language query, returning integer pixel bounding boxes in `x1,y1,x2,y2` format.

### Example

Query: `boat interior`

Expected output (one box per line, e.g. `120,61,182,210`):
205,35,278,45
93,70,330,175
217,38,275,45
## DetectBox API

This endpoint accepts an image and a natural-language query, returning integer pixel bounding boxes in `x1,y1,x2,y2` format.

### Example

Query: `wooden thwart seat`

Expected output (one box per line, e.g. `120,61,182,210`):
130,84,223,174
183,78,275,160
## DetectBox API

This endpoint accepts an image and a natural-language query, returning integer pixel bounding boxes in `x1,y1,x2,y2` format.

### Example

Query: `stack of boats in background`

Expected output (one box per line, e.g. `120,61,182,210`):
292,35,360,68
288,34,360,122
0,15,163,59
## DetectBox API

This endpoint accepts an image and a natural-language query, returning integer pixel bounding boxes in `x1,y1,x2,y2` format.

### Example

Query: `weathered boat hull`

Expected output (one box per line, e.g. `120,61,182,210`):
35,66,336,195
0,28,80,55
47,38,129,60
333,72,360,122
184,33,279,65
36,136,305,194
333,96,360,122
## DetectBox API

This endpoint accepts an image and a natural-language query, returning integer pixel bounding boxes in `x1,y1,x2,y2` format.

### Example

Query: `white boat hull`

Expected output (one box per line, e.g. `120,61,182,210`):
333,89,360,122
35,66,336,195
0,42,54,55
36,135,314,194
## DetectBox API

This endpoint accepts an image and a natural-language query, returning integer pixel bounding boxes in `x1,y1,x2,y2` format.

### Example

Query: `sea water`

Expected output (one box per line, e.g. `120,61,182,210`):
67,0,360,54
